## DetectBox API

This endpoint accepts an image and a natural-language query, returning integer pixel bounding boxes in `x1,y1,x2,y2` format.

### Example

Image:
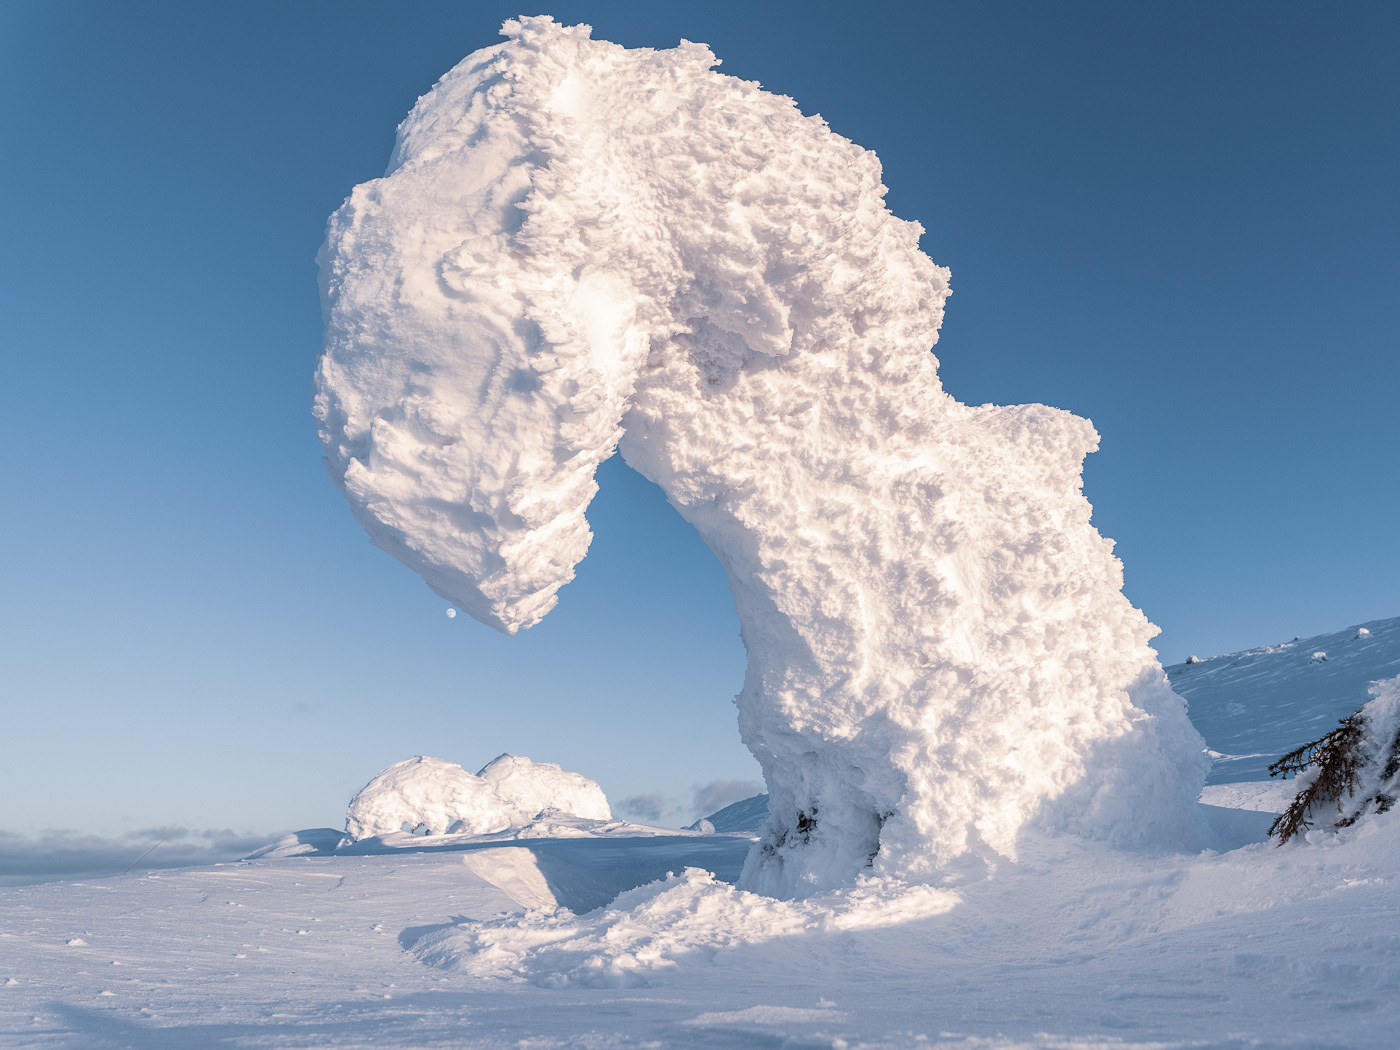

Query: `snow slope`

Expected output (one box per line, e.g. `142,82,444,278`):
314,15,1208,895
1168,615,1400,784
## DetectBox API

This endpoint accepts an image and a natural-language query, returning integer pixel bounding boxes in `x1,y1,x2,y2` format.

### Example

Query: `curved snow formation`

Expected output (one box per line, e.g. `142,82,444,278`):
479,753,612,822
315,17,1209,895
345,754,611,840
346,756,513,839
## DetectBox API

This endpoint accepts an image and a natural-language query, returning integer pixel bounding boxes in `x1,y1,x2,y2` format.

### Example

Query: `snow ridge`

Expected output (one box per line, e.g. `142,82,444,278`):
315,16,1208,895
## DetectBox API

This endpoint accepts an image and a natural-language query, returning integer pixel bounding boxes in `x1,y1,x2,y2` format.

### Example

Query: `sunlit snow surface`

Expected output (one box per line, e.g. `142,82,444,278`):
3,620,1399,1046
7,817,1400,1048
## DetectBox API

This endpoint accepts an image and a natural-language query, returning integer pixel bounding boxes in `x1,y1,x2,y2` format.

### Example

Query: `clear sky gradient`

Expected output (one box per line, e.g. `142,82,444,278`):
2,1,1396,839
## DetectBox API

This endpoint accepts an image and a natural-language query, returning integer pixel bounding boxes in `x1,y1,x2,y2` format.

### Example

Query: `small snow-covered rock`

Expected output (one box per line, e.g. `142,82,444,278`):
1186,655,1202,664
1311,651,1328,663
345,756,513,840
476,753,611,823
1356,628,1371,639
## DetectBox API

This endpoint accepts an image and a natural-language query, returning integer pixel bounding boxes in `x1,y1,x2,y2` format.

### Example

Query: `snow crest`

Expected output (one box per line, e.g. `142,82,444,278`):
315,16,1208,894
412,867,957,988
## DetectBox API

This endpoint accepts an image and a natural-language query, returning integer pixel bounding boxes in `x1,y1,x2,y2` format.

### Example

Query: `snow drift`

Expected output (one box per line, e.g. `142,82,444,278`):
345,754,610,840
315,16,1208,895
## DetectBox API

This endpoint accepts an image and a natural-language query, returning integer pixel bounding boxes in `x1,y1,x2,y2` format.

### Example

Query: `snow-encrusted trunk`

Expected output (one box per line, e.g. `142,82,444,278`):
620,330,1206,894
313,17,1209,898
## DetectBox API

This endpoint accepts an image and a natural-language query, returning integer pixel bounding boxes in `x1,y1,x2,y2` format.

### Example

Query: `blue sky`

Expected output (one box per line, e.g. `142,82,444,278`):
2,1,1396,842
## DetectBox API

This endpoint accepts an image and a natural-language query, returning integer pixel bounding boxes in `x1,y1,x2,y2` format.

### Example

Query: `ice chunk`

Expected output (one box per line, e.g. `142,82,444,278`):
315,16,1208,895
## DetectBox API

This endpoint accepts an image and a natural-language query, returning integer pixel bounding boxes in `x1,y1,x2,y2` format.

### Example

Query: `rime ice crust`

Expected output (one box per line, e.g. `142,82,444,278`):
315,16,1209,895
346,756,512,840
478,753,612,823
344,754,611,840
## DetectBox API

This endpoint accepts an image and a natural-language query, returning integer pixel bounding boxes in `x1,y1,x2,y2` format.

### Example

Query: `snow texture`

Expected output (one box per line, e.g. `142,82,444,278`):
314,16,1208,895
345,754,609,841
477,753,612,823
4,615,1396,1046
347,756,515,840
414,868,958,988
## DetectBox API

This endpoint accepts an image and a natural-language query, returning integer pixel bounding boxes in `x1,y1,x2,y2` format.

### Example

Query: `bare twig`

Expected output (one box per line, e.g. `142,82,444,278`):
120,838,165,876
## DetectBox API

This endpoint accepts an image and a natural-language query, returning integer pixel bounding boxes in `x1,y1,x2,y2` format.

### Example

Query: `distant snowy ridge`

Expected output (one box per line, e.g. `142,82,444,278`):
315,15,1207,895
1168,615,1400,784
693,793,770,834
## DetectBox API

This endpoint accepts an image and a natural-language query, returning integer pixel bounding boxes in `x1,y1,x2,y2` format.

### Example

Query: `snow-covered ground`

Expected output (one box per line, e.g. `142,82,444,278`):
3,618,1397,1048
3,807,1399,1048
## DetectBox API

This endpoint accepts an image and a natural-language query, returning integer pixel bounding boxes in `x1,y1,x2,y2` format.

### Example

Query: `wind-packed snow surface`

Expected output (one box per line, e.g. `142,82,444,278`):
315,16,1207,895
1169,615,1400,783
6,617,1395,1046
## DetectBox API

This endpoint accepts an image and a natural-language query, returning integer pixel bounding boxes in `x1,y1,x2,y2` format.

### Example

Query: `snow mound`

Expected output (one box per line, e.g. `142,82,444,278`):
345,754,612,841
477,753,611,823
315,15,1207,894
346,756,513,840
412,867,957,988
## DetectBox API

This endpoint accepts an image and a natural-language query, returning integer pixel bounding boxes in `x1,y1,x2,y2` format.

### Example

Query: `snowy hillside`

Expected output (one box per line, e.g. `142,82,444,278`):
1168,616,1400,784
